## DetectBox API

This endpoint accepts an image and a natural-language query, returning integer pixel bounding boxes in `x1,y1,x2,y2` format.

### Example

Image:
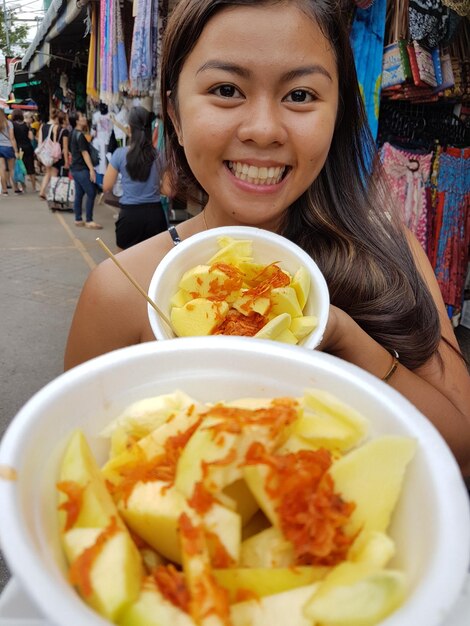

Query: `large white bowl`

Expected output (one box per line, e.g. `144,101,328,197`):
0,337,469,626
147,226,330,349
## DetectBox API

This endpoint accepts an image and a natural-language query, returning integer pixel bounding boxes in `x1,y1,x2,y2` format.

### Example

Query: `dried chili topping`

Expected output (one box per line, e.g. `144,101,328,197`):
154,564,190,613
179,513,231,624
212,310,267,336
235,588,260,603
244,263,290,297
202,399,298,440
205,529,235,569
188,481,215,515
110,419,202,504
57,480,84,531
69,516,120,597
244,443,355,566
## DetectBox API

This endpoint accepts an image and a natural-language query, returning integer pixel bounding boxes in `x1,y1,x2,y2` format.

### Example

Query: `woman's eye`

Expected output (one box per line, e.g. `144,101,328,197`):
285,90,315,103
212,84,242,98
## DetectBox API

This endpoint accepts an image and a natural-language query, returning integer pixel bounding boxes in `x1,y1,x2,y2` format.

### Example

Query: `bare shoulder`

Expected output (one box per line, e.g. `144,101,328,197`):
64,231,175,370
403,229,457,344
64,216,205,370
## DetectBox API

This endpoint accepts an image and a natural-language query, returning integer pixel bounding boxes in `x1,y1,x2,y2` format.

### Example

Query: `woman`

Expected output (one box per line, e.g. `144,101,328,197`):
38,108,61,199
12,109,37,192
52,110,70,177
69,111,101,229
65,0,470,475
0,108,20,195
103,106,167,249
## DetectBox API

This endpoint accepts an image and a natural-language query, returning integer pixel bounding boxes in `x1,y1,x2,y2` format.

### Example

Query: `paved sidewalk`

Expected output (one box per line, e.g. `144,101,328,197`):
0,186,119,591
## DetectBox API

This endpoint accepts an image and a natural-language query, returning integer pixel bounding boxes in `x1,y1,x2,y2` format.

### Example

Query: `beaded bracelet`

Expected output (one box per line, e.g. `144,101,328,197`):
382,349,399,383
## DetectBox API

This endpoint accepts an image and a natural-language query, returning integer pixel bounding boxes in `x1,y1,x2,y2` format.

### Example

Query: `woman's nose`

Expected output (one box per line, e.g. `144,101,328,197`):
237,98,287,147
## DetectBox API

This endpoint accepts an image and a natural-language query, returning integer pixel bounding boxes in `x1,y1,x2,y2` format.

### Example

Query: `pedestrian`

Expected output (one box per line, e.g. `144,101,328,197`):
11,109,37,193
38,108,61,199
64,0,470,476
52,111,70,176
68,111,101,229
102,106,167,250
0,107,20,196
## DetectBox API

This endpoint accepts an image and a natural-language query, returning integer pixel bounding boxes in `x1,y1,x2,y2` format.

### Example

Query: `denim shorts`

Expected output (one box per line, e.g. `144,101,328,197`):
0,146,15,160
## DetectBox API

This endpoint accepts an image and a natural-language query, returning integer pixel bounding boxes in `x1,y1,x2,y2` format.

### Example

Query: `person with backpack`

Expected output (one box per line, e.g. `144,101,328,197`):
69,111,102,229
52,111,70,176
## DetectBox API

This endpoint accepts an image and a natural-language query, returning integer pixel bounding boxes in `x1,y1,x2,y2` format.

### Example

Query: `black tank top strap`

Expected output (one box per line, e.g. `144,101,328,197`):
168,225,182,246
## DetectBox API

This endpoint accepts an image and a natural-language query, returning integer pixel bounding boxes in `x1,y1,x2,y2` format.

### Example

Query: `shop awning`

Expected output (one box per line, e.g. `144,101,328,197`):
21,0,89,76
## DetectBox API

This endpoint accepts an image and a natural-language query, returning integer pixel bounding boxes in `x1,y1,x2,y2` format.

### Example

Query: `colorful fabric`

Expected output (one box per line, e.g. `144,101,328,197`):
350,0,387,140
99,0,128,104
432,147,470,310
409,0,451,49
380,142,433,250
86,2,99,100
129,0,159,94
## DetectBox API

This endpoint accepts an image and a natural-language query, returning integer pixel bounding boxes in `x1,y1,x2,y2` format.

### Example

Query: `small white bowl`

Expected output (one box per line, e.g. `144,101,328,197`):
0,337,469,626
147,226,329,349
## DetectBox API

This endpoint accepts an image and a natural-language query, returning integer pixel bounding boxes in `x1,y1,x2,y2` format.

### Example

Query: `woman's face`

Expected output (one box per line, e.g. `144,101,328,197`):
171,2,339,229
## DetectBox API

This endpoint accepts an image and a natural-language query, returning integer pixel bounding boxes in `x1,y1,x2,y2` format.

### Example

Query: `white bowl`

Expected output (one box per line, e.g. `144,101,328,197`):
147,226,330,349
0,337,469,626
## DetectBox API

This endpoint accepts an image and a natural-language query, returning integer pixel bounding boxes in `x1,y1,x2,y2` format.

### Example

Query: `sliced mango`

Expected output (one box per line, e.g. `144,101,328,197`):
329,436,416,535
171,298,229,337
291,265,311,309
304,561,407,626
254,313,291,340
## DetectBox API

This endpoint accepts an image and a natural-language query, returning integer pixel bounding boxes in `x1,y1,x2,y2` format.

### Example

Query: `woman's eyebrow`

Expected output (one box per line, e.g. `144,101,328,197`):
196,61,251,78
196,61,332,83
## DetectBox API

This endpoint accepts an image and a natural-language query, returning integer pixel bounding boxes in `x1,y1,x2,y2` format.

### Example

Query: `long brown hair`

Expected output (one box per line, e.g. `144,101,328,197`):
161,0,441,370
0,109,8,132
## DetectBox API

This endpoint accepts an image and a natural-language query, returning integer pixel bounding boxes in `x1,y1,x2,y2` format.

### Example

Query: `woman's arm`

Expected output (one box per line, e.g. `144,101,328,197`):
103,163,118,192
81,150,96,183
319,232,470,476
62,135,69,167
9,126,18,154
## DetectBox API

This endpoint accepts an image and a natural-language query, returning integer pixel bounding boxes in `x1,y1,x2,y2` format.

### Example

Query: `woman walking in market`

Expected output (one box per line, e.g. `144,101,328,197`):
38,108,61,199
52,111,70,176
0,108,20,196
103,106,167,249
11,109,37,193
69,111,102,229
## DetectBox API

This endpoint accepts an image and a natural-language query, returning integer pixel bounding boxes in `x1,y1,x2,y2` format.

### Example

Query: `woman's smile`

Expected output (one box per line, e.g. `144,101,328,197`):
225,161,290,188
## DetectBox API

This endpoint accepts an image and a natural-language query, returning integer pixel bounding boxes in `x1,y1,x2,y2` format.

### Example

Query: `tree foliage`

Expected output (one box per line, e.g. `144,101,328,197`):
0,7,30,55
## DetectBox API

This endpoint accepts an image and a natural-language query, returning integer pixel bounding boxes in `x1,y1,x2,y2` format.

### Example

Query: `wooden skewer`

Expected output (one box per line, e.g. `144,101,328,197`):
96,237,174,332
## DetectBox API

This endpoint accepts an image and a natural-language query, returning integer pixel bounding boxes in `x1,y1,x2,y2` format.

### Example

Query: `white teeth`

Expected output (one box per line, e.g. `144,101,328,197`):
228,161,286,185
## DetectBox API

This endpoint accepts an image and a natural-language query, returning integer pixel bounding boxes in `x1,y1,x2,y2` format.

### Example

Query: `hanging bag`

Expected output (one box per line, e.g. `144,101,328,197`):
35,125,57,168
382,1,412,89
13,150,27,184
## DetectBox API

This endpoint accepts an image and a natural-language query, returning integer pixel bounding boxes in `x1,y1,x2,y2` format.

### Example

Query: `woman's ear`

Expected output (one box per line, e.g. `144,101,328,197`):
167,96,184,146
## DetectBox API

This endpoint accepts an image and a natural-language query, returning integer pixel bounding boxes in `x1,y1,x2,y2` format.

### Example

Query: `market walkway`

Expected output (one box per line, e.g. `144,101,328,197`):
0,187,119,590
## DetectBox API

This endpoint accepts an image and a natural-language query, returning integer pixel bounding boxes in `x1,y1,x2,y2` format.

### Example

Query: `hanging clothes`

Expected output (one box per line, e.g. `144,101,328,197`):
86,2,99,100
129,0,160,94
350,0,387,140
380,142,433,251
100,0,128,104
432,147,470,312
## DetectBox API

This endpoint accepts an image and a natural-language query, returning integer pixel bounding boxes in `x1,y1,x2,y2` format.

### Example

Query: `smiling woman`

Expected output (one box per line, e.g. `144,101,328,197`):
64,0,470,478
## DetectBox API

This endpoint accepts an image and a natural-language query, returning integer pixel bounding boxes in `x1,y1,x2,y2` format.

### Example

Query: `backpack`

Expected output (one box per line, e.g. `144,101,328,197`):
88,143,100,167
72,130,100,167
